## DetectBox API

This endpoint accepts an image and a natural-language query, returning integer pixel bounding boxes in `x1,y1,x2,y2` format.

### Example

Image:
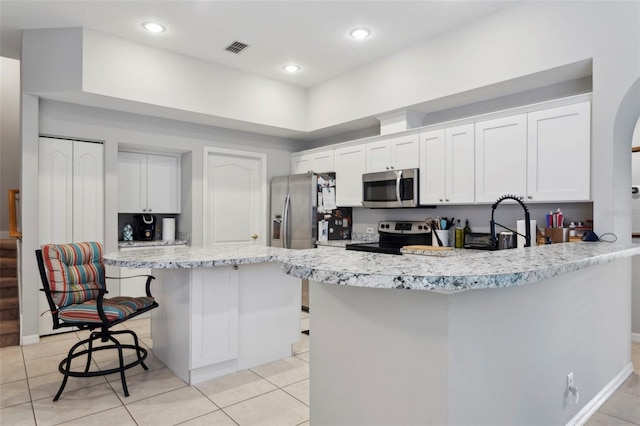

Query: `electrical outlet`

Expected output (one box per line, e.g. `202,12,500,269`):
366,227,375,234
567,372,573,391
565,372,579,406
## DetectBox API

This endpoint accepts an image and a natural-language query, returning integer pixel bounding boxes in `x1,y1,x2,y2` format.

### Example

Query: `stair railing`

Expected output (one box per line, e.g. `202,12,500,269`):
8,189,21,238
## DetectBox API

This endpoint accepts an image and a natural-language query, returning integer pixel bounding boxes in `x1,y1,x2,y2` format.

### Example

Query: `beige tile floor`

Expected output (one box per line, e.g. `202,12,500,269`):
1,313,638,425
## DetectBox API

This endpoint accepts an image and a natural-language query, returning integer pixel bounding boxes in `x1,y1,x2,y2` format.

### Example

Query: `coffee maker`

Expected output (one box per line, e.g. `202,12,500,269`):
134,214,157,241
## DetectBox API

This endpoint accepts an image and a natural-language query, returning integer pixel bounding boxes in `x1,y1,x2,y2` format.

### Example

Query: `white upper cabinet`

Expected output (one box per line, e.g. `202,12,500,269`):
419,125,474,205
445,124,475,204
334,144,367,207
419,129,446,205
475,114,527,203
291,149,335,174
291,155,312,175
366,134,419,173
118,152,181,214
527,102,591,202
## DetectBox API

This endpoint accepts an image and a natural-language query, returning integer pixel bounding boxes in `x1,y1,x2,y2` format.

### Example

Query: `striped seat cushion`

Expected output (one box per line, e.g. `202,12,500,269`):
58,296,156,323
41,242,105,308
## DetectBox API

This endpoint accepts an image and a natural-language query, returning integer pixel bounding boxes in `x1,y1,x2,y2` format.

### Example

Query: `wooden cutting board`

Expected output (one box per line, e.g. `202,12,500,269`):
402,245,454,251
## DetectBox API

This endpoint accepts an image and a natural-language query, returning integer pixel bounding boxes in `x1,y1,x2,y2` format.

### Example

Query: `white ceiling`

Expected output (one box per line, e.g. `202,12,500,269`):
0,0,515,89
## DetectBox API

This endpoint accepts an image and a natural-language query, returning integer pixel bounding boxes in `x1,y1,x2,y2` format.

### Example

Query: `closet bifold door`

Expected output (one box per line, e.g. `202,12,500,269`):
38,136,104,335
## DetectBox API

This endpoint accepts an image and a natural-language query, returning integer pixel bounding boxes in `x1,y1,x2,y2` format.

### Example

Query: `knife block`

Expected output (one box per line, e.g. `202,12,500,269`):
544,227,566,243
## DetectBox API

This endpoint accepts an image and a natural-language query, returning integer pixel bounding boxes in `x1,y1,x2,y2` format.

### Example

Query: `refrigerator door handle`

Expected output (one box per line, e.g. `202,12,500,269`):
395,169,403,204
282,193,291,249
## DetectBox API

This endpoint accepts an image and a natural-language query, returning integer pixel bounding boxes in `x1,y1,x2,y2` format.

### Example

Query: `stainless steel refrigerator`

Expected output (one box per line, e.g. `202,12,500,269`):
270,172,352,310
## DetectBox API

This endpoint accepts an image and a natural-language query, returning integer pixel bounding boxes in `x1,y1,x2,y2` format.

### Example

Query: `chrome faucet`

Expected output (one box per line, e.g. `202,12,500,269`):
490,195,531,249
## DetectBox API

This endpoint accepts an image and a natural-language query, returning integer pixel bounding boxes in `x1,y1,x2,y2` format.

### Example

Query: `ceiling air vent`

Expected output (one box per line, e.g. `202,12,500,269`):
225,41,249,54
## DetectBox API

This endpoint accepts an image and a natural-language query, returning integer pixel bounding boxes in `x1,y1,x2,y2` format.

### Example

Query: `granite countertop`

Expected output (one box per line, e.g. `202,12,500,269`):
279,242,640,293
118,240,189,248
103,242,640,294
104,244,292,268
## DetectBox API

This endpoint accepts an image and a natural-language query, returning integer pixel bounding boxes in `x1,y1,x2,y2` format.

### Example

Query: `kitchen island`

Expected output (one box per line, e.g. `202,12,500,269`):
103,245,301,385
105,242,640,425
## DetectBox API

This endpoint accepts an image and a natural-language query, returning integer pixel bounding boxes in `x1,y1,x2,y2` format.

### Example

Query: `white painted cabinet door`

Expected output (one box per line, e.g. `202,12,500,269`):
147,154,180,213
118,152,147,213
205,149,266,246
475,115,527,203
527,102,591,201
73,142,104,241
335,144,366,206
191,267,239,368
291,154,312,174
390,134,420,170
419,129,446,205
310,149,335,173
39,138,73,245
366,140,391,173
445,124,475,204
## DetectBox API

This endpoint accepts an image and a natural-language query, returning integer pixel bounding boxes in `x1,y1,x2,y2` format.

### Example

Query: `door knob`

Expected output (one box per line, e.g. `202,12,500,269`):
251,234,259,240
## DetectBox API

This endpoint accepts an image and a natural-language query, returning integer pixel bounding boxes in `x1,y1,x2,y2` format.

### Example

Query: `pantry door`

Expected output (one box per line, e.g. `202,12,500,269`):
204,148,267,246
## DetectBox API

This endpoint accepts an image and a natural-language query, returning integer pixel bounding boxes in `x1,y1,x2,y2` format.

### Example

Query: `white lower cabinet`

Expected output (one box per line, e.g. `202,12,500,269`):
151,262,300,384
191,267,239,368
334,144,366,206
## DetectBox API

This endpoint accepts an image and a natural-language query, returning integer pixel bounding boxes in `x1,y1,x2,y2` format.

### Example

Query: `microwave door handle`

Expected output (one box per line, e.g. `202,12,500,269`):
282,193,290,249
395,170,403,204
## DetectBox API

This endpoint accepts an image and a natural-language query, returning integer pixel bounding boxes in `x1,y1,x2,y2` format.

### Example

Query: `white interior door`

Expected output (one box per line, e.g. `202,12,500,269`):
205,148,266,246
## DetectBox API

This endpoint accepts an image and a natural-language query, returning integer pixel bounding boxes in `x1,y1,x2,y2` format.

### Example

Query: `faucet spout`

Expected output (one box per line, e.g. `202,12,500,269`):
490,195,531,249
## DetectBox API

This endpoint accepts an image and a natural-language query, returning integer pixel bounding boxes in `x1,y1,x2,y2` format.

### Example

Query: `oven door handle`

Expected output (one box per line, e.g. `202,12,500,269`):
395,169,403,205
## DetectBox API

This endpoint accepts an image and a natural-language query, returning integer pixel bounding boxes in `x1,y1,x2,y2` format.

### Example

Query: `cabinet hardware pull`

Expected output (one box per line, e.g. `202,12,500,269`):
251,234,258,240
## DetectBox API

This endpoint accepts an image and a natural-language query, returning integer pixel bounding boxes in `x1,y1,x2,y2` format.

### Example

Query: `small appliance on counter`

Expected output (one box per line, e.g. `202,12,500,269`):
134,214,157,241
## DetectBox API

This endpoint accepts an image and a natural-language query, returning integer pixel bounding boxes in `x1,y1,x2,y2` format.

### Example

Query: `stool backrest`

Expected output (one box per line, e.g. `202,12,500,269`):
39,242,105,309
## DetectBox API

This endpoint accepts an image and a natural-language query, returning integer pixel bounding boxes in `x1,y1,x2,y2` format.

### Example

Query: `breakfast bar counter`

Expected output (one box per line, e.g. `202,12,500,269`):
280,242,640,426
105,242,640,425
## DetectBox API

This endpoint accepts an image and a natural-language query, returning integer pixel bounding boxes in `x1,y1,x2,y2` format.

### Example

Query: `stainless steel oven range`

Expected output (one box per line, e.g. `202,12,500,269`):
346,220,432,255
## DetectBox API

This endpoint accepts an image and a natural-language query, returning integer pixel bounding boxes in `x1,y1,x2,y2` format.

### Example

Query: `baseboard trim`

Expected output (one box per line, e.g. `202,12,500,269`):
632,332,640,343
0,231,9,239
21,334,40,345
566,363,634,426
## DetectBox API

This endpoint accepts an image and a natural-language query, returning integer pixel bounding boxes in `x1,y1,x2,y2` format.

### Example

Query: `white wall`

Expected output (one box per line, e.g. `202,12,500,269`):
22,28,308,134
0,57,21,236
632,117,640,336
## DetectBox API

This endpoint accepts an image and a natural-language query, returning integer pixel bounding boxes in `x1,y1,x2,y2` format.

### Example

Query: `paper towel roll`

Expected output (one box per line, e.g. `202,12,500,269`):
517,220,537,248
162,218,176,241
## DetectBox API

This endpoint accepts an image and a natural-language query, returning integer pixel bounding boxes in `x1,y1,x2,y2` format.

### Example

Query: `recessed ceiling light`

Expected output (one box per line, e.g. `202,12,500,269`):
350,28,371,40
283,64,301,73
142,22,166,33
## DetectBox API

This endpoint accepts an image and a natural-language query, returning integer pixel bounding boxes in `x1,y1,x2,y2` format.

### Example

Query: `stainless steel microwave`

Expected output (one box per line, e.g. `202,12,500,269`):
362,168,419,208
